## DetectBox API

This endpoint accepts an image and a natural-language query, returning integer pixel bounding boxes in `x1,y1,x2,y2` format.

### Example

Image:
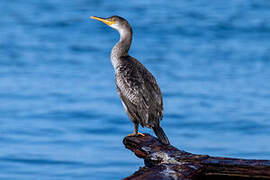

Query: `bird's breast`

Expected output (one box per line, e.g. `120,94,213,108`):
110,56,120,71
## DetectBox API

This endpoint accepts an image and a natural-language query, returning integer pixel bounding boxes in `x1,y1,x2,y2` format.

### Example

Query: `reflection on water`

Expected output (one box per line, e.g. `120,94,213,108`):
0,0,270,179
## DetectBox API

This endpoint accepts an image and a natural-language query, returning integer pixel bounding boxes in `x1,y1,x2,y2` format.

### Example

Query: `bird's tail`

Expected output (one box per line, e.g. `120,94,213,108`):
152,125,170,145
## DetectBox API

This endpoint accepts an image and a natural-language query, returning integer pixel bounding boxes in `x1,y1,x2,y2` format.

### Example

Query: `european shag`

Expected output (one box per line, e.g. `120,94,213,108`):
91,15,170,145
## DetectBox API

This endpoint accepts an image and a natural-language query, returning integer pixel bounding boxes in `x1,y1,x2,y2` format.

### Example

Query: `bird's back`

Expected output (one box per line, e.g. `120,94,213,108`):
115,56,163,128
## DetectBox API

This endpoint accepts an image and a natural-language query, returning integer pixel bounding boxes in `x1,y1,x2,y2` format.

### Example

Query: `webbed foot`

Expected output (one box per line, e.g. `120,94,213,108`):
128,132,145,137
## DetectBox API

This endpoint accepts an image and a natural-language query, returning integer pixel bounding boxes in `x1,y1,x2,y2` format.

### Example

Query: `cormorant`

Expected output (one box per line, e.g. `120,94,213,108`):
90,16,170,145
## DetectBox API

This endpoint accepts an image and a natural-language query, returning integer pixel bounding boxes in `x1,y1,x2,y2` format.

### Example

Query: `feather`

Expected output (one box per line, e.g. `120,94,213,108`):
115,56,163,128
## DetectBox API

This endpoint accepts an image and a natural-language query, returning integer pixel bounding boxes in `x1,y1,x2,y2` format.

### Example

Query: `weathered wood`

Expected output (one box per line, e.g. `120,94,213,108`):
123,133,270,180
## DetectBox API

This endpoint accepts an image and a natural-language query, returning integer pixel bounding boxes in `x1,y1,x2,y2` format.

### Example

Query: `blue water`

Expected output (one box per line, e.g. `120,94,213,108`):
1,0,270,179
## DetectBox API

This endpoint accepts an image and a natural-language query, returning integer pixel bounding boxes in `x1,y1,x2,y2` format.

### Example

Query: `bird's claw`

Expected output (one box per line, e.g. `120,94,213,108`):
128,132,145,137
137,132,145,136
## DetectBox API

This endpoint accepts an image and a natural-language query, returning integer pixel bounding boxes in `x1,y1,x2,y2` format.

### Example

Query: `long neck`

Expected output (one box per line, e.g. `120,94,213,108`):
111,26,132,69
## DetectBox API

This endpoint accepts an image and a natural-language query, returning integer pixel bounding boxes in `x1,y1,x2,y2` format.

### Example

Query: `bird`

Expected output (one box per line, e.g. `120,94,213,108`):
90,15,170,145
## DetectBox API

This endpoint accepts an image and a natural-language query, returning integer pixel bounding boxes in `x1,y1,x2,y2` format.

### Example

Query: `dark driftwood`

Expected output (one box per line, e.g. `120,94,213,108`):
123,133,270,180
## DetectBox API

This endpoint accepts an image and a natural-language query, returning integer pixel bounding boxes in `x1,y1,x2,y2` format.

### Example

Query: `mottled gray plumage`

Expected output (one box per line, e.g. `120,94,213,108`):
115,56,163,128
91,15,170,144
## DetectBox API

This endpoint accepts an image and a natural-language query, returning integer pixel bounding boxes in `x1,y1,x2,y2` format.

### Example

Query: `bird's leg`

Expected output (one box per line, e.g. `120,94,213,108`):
128,123,145,137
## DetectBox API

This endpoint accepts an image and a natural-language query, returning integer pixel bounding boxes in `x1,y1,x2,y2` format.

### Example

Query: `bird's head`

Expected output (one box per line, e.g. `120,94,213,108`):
90,16,132,36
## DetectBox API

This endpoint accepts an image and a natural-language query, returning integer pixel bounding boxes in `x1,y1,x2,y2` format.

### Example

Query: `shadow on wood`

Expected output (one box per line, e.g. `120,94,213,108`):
123,134,270,180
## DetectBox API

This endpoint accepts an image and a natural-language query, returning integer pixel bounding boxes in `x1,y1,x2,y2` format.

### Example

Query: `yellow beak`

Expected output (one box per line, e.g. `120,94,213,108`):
90,16,115,26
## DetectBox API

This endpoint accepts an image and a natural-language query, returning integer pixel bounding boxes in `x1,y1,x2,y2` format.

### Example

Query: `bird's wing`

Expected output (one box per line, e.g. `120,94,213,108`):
116,57,163,128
